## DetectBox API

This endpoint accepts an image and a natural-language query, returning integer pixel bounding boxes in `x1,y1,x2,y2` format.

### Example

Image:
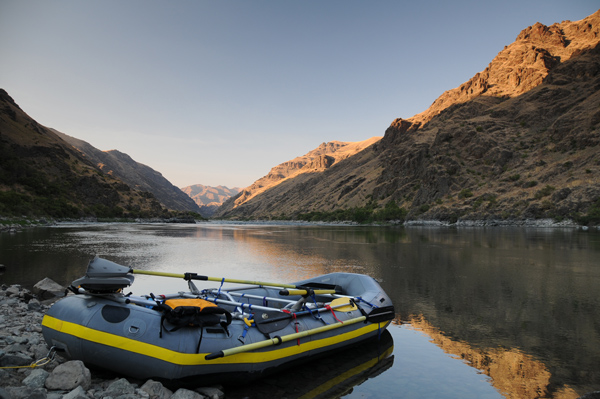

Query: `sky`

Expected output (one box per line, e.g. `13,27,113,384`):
1,1,598,189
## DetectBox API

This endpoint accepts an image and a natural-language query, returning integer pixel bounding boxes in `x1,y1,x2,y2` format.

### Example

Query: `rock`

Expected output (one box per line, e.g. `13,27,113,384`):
104,378,136,397
22,369,49,389
5,386,46,399
45,360,91,391
195,386,224,399
32,278,65,301
5,286,20,297
0,353,33,367
171,388,206,399
27,299,42,311
0,387,12,399
134,388,151,399
140,379,173,399
4,336,28,345
62,386,88,399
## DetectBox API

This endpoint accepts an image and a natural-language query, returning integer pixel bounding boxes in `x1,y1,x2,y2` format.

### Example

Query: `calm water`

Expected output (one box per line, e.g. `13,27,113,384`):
1,222,599,398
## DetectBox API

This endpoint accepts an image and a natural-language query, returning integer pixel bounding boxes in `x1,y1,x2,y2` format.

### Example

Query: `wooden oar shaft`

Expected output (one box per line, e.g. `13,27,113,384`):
205,315,367,360
131,269,298,289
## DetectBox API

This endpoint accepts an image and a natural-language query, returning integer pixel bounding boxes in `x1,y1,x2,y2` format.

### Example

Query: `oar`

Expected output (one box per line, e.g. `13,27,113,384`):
279,289,337,296
205,305,395,361
131,269,298,289
205,315,367,360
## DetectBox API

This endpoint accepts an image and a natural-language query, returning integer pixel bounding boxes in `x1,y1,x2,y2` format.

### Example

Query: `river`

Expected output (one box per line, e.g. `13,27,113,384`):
1,222,599,398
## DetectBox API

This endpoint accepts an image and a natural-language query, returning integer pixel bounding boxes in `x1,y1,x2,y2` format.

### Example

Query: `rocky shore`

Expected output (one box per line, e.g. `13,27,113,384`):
0,283,225,399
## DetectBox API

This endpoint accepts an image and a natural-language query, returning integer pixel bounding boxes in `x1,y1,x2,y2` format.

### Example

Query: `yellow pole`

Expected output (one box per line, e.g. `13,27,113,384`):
279,289,337,296
205,315,368,360
131,269,299,289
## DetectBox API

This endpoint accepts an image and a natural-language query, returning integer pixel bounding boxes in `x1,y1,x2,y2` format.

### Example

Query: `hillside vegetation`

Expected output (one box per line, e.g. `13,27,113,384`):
0,90,197,220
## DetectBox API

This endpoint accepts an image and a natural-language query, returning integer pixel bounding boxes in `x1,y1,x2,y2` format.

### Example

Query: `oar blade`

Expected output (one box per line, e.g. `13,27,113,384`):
330,298,357,312
254,311,292,334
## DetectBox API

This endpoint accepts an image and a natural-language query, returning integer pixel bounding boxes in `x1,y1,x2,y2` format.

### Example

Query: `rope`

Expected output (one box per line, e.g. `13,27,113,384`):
0,346,57,370
325,305,343,323
292,313,300,345
216,278,225,297
355,296,378,309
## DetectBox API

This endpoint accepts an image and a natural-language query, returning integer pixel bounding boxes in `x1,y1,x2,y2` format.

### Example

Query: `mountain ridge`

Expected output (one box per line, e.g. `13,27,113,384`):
214,136,381,217
0,90,178,219
215,10,600,224
180,184,240,217
52,130,202,215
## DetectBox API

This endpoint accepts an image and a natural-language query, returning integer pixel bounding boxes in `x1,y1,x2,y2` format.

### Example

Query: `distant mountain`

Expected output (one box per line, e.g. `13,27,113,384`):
214,137,380,218
53,131,201,214
215,10,600,224
180,184,240,217
0,90,175,219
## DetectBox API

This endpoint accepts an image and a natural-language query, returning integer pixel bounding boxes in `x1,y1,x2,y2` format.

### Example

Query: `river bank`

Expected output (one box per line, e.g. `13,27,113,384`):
0,282,225,399
2,216,599,233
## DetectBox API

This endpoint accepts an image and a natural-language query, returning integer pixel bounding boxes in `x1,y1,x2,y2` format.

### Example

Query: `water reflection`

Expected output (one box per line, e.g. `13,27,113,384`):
406,315,579,399
1,223,599,397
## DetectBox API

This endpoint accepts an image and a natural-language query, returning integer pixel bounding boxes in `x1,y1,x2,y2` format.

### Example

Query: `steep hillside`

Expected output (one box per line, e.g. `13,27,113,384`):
54,131,201,214
0,90,177,219
410,10,600,128
216,11,600,224
180,184,240,217
214,137,380,218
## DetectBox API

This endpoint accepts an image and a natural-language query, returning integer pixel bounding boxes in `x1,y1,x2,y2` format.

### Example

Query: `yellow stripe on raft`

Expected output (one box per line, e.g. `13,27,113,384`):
42,315,385,366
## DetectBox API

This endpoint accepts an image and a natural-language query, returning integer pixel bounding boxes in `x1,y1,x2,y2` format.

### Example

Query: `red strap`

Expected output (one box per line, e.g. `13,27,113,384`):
325,305,343,323
293,313,300,345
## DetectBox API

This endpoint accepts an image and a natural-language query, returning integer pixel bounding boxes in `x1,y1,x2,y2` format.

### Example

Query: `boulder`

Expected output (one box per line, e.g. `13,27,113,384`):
104,378,136,397
62,386,88,399
0,353,33,367
171,388,206,399
45,360,91,391
195,386,225,399
5,286,20,297
140,379,173,399
32,278,65,301
22,369,49,389
5,386,46,399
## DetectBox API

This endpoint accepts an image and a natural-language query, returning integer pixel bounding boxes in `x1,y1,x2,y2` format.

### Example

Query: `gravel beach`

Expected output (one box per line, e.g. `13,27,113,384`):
0,282,226,399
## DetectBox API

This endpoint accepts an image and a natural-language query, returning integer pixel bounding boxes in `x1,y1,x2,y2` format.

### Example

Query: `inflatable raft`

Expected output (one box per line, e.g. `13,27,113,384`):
42,257,395,384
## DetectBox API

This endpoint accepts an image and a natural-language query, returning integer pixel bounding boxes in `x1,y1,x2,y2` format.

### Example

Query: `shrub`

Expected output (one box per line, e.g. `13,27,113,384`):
534,185,556,200
458,189,474,199
575,199,600,226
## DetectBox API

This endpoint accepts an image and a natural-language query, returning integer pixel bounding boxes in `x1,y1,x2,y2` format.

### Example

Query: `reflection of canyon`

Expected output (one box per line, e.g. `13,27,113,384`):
404,315,579,399
224,226,600,397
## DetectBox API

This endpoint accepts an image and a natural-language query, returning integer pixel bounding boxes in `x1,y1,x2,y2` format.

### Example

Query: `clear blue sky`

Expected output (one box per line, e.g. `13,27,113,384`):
1,1,598,188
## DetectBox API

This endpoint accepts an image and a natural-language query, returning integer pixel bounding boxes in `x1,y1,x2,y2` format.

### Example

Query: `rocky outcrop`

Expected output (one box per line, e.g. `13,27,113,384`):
53,131,202,214
409,10,600,127
180,185,240,217
215,11,600,223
